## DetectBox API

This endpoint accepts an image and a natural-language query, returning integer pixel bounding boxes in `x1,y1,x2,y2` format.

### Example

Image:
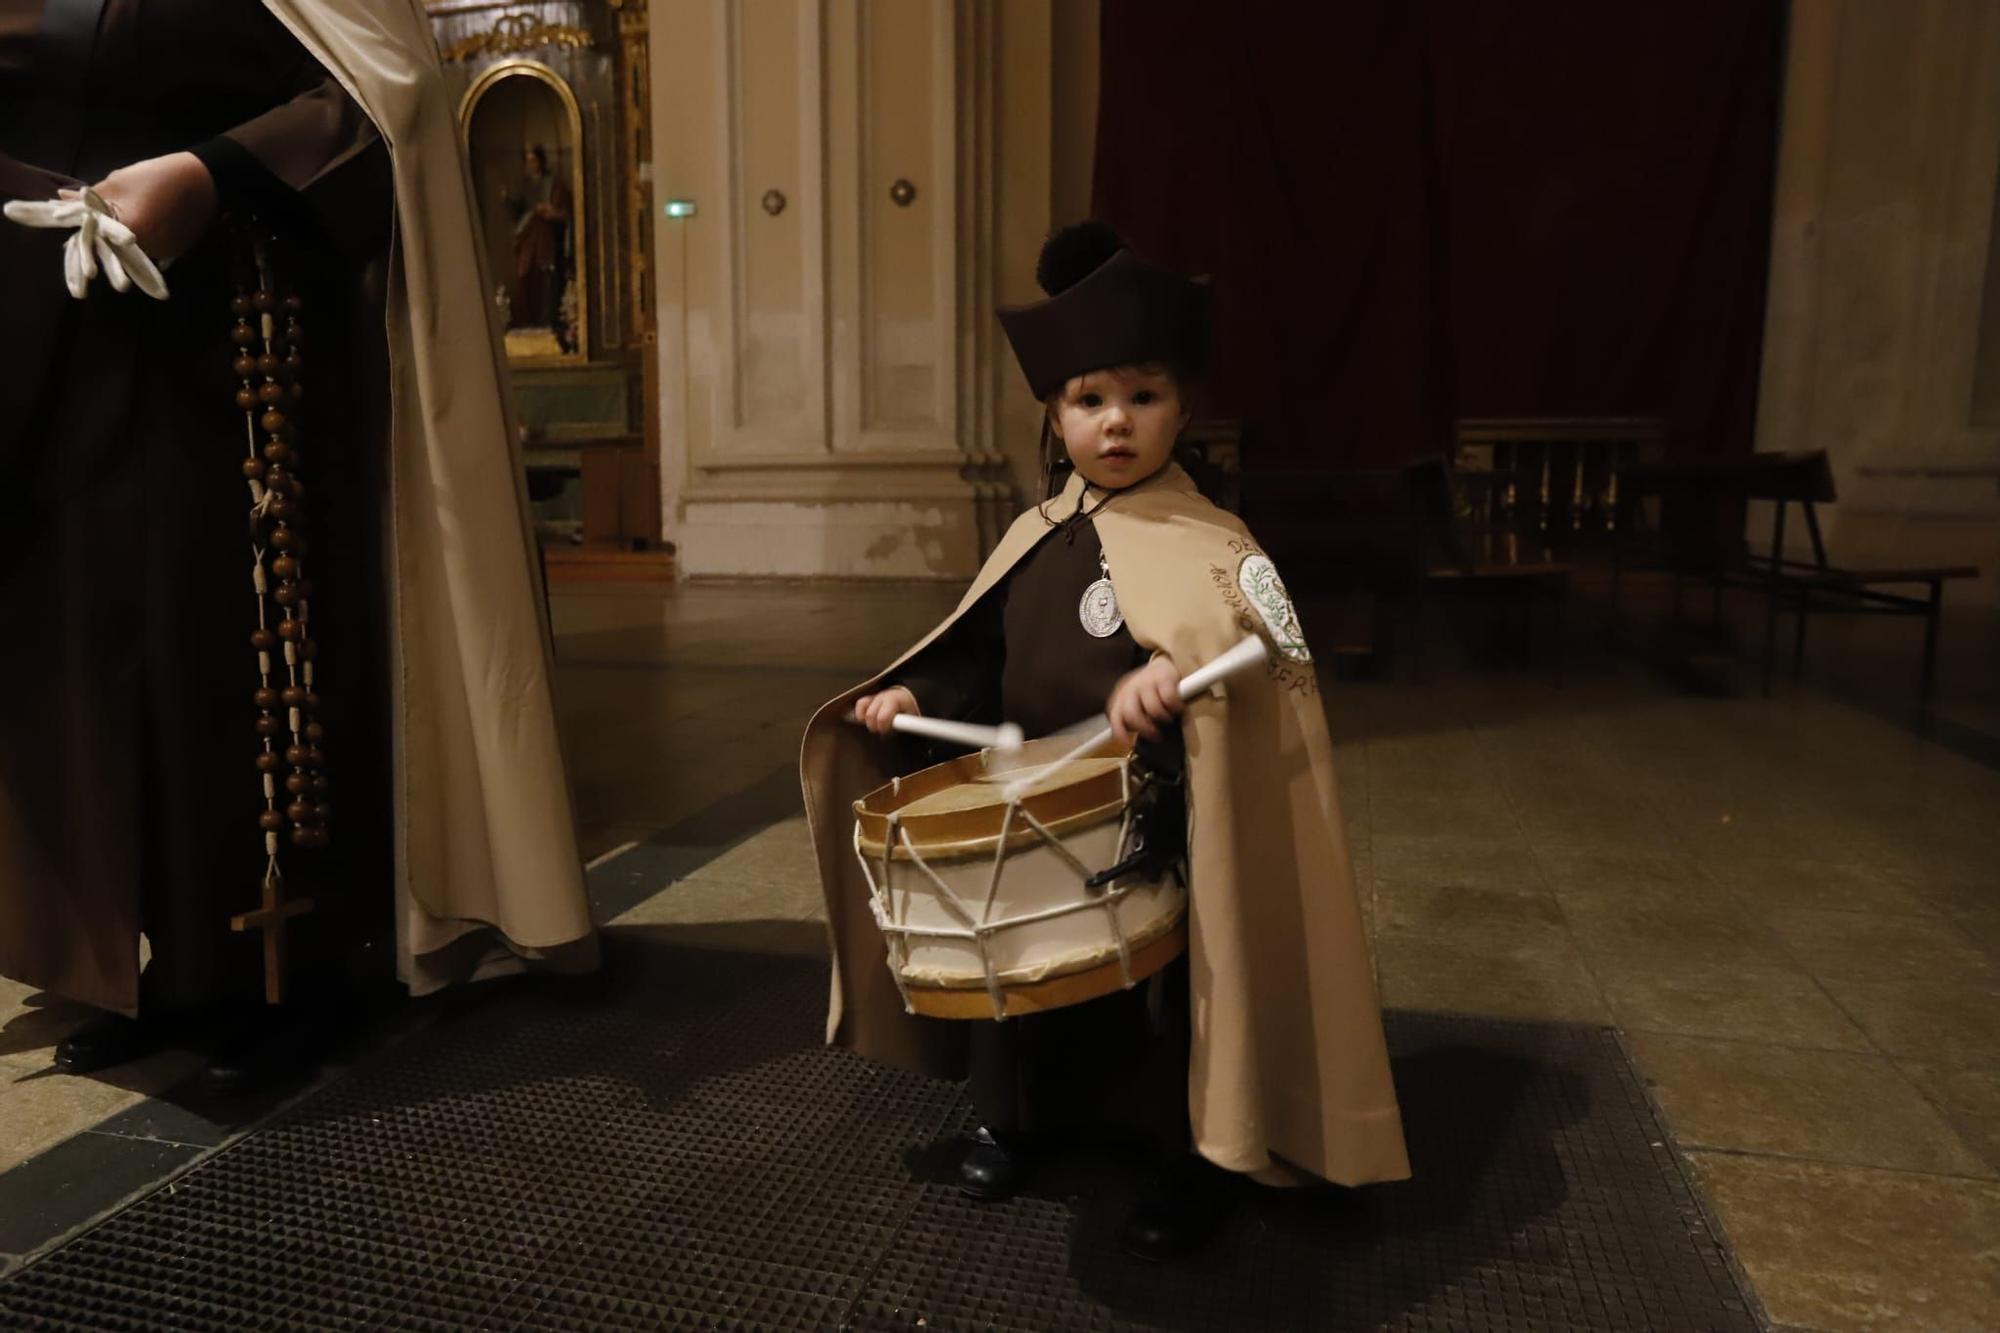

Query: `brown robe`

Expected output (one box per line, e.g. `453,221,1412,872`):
802,465,1411,1186
0,0,396,1016
0,0,600,1016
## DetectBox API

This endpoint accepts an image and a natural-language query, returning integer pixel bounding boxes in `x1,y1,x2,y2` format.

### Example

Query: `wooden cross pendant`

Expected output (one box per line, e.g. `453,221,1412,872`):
231,877,316,1006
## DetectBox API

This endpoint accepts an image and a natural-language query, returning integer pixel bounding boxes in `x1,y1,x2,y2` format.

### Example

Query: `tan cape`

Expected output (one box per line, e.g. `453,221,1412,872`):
802,465,1410,1186
264,1,596,991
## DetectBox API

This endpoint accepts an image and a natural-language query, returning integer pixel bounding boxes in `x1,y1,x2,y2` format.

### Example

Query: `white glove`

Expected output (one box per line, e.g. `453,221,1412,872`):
2,186,169,301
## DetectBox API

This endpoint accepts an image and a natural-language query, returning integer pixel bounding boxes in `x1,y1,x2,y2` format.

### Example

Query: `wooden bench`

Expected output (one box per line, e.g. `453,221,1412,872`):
1611,450,1979,698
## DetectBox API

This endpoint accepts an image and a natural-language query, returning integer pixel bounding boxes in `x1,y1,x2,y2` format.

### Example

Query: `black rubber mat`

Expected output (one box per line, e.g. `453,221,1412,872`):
0,935,1757,1331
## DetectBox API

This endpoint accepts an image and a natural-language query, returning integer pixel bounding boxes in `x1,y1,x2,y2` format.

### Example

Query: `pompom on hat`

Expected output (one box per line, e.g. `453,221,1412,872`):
997,222,1212,400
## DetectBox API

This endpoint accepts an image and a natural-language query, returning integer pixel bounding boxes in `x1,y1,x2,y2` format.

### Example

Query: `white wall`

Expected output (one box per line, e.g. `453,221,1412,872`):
1755,0,2000,604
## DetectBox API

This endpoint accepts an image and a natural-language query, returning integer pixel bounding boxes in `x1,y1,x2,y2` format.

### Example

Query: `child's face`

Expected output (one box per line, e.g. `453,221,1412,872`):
1049,365,1187,490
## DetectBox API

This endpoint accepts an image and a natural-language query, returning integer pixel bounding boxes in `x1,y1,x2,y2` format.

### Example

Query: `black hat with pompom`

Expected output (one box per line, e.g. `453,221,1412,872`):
997,222,1211,400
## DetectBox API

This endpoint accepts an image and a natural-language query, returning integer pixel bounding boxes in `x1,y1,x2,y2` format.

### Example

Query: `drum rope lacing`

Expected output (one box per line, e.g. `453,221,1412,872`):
855,756,1146,1020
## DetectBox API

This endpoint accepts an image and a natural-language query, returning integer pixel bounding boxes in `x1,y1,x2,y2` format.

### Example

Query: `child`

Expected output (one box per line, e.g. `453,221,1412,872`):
801,224,1408,1260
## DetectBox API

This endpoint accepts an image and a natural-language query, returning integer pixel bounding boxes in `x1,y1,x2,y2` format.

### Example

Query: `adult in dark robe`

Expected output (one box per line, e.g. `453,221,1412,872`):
0,0,598,1084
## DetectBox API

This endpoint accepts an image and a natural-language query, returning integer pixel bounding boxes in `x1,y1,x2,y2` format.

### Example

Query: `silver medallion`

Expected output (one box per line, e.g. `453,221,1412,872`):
1078,553,1124,638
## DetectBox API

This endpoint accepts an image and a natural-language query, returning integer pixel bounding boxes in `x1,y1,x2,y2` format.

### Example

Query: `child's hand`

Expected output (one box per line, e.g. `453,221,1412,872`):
852,686,919,736
1106,657,1183,746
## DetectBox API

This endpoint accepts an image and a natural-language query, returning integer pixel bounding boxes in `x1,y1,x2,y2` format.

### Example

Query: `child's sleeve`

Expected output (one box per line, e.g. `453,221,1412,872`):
891,587,1006,724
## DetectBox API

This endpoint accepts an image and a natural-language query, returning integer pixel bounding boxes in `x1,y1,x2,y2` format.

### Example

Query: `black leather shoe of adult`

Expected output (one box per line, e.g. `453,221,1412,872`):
957,1126,1031,1200
199,1005,324,1099
52,1011,160,1075
1118,1161,1224,1262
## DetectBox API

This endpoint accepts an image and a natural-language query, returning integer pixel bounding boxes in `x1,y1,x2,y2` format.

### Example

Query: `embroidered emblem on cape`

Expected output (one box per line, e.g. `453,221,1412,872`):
1079,552,1124,637
1237,553,1311,662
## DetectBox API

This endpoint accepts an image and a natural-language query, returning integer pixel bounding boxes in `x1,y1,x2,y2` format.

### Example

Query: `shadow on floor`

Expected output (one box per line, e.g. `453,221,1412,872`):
0,932,1757,1331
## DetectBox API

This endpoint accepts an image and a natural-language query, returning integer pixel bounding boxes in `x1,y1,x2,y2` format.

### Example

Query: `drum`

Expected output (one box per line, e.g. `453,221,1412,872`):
852,733,1187,1020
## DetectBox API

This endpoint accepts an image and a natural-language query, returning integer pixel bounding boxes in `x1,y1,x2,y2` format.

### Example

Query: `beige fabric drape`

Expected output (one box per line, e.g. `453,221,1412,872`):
802,466,1408,1186
264,0,596,990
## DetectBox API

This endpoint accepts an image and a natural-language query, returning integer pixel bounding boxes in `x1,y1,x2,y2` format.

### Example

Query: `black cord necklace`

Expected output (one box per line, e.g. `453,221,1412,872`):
1045,466,1169,542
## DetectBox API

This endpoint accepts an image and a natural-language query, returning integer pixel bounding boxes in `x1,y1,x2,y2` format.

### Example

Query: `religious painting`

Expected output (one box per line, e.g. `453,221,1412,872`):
460,60,589,362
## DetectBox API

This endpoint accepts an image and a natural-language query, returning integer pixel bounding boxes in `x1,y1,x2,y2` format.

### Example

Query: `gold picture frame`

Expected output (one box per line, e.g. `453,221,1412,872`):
458,59,590,364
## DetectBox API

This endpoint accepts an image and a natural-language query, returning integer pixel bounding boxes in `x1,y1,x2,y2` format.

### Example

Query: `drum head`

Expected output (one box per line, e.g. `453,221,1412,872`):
853,733,1129,861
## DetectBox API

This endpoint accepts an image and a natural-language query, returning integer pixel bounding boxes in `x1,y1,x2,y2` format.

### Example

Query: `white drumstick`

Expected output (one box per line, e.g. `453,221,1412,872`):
847,710,1025,753
1002,635,1270,801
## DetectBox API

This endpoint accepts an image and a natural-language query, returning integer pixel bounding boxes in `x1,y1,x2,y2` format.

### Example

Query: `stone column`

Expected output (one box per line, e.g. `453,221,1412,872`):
649,0,1097,579
1755,0,2000,601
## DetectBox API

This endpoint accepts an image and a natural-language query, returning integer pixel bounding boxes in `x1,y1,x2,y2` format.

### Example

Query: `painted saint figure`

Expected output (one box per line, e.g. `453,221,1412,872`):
505,143,570,342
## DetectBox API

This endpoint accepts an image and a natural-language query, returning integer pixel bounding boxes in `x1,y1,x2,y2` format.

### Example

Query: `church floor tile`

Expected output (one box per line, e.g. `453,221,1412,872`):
2,579,1995,1327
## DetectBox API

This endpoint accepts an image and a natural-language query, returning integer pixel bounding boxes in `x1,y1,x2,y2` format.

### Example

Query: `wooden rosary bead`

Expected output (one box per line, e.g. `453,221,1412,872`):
277,617,303,641
259,409,287,434
259,382,286,406
280,685,306,706
303,690,321,711
285,773,309,795
284,349,303,372
266,495,296,522
255,750,281,774
254,715,282,738
235,388,259,411
311,775,330,794
284,295,303,313
284,743,309,766
257,351,282,375
259,810,285,832
285,799,312,823
284,324,304,347
288,381,305,402
290,826,314,847
230,295,253,317
305,746,326,767
232,354,257,377
314,802,332,823
250,628,277,650
271,556,299,580
252,290,276,313
304,721,324,742
230,323,257,346
300,640,319,661
262,440,292,465
284,475,306,502
253,687,279,709
241,457,266,480
273,583,300,607
270,525,298,551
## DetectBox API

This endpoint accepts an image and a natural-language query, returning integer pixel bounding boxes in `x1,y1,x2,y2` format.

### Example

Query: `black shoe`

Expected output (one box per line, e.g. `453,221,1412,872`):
1118,1161,1223,1262
199,1005,323,1099
53,1011,160,1074
957,1126,1031,1200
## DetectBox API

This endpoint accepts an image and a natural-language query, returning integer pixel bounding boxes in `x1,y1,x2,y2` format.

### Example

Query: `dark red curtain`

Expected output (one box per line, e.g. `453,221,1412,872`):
1091,0,1784,468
